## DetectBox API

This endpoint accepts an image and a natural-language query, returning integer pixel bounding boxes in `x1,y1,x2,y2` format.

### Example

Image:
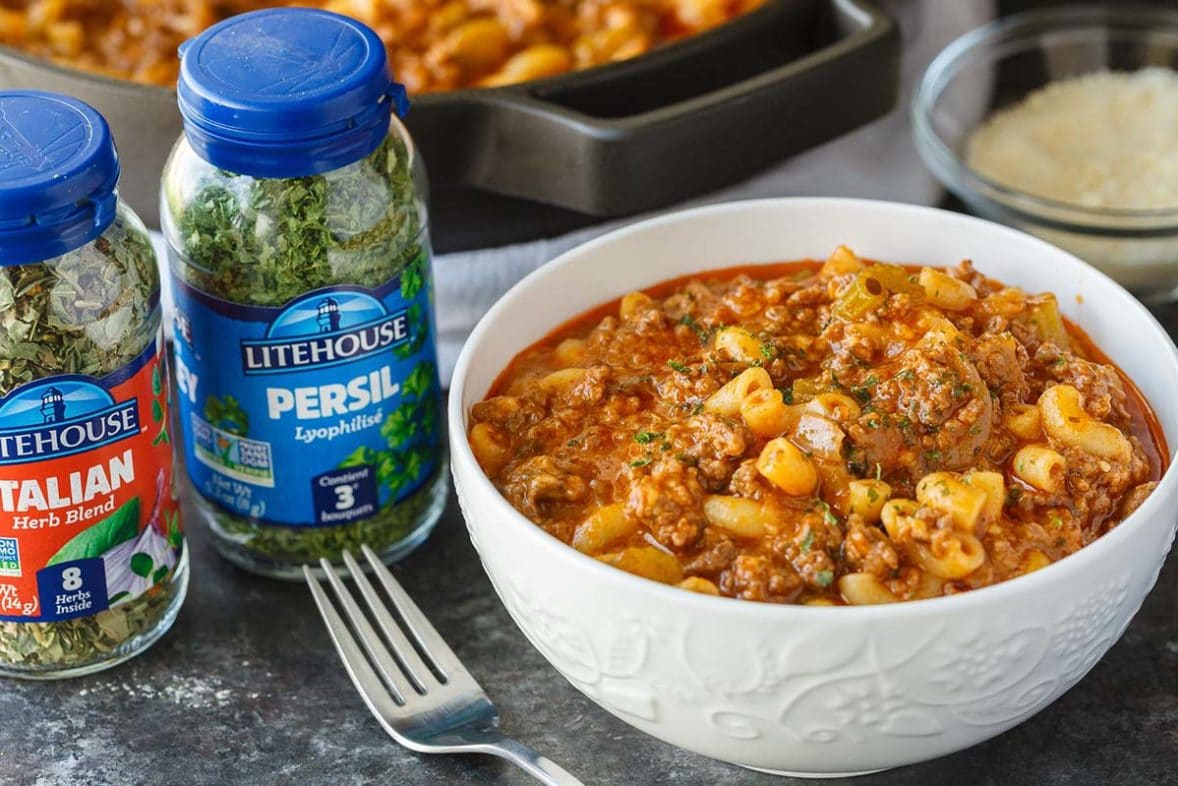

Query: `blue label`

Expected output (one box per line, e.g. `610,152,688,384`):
171,259,442,528
0,379,141,465
36,558,109,622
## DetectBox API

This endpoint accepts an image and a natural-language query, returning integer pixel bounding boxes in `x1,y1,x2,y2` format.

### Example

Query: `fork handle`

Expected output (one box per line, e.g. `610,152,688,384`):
484,736,586,786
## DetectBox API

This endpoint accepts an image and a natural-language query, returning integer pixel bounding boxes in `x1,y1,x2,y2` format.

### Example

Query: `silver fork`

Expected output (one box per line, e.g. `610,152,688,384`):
304,545,584,786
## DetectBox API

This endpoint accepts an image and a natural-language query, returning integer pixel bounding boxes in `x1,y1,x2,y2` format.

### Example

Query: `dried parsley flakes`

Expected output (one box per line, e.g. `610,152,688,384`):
164,133,446,575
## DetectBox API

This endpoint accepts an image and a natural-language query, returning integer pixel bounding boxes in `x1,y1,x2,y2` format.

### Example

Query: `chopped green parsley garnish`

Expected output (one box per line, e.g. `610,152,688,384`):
851,374,879,404
679,314,710,343
815,500,840,527
815,570,835,588
800,529,814,554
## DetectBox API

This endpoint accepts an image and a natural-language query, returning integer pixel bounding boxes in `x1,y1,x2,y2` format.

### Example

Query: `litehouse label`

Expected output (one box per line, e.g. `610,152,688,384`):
0,337,181,623
171,265,441,529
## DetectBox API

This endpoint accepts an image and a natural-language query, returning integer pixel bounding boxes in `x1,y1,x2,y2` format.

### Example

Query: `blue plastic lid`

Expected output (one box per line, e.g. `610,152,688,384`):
177,8,409,179
0,91,120,267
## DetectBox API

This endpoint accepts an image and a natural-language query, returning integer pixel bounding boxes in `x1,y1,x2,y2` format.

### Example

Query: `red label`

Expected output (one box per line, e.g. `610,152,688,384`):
0,336,181,622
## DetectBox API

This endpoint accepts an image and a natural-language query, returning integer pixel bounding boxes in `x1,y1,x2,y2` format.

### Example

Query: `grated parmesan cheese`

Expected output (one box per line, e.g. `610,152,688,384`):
966,68,1178,210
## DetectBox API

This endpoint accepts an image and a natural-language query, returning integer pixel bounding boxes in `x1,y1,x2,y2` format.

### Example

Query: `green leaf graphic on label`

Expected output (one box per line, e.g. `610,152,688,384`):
152,399,164,423
375,452,399,489
152,365,162,396
47,498,141,565
166,509,182,550
130,552,154,578
340,445,377,468
403,361,434,400
382,406,416,448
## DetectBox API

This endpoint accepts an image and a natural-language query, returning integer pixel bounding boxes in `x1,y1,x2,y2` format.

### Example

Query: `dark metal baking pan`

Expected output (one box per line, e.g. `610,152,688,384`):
0,0,898,252
428,0,899,250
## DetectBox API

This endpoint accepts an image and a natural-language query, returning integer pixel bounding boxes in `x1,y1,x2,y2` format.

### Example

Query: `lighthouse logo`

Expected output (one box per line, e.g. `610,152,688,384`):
40,386,66,423
239,288,411,376
317,297,342,333
0,378,139,464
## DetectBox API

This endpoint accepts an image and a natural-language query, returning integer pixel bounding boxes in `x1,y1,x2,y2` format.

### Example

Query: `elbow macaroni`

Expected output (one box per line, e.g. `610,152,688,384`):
703,495,774,538
537,367,589,396
1039,384,1132,462
919,267,978,311
598,547,683,585
916,472,988,533
838,572,898,605
714,326,763,364
820,245,864,277
1004,403,1042,440
846,479,891,522
963,470,1005,525
803,393,862,425
704,367,773,417
619,291,654,320
553,338,589,367
880,498,923,541
756,438,818,496
573,504,637,553
1012,444,1067,493
469,422,511,475
479,44,572,86
910,532,987,579
740,388,794,439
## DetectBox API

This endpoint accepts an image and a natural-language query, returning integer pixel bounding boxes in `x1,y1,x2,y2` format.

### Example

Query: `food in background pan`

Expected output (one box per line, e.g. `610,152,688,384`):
468,247,1166,605
0,0,766,93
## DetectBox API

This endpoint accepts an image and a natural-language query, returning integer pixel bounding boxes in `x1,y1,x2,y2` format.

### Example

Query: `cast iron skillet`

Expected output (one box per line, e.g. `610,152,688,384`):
0,0,898,251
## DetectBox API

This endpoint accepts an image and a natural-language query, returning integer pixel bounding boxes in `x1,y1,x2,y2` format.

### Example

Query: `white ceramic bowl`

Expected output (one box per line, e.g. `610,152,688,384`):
448,199,1178,777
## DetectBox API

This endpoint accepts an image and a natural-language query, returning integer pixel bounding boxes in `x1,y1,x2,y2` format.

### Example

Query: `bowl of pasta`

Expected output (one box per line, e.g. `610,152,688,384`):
448,197,1178,776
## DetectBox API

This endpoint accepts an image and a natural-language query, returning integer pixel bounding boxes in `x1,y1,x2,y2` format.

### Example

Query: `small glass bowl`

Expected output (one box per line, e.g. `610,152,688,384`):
913,5,1178,302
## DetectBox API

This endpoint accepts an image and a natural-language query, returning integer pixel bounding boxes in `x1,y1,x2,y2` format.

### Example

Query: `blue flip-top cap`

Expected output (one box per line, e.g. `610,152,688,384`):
177,8,409,179
0,91,120,268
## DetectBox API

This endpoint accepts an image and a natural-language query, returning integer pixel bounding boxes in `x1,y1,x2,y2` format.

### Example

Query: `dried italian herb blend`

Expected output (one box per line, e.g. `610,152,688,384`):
0,92,185,679
162,9,446,577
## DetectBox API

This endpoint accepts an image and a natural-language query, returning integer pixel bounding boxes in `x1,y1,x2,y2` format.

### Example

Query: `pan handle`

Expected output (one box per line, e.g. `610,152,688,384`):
410,0,899,216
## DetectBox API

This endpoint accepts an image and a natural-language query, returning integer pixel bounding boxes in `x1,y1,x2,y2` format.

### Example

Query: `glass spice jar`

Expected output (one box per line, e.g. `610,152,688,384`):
161,9,447,578
0,91,187,679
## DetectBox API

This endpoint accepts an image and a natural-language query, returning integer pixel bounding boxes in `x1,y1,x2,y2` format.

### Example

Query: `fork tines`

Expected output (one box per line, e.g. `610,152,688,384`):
304,546,480,720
